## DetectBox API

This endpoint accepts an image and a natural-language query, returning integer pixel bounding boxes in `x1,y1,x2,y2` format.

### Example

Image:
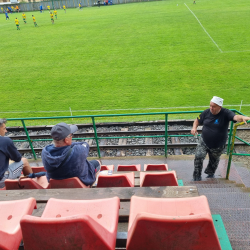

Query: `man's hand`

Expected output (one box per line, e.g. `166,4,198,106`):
191,128,198,136
233,115,250,124
191,118,199,136
242,116,250,124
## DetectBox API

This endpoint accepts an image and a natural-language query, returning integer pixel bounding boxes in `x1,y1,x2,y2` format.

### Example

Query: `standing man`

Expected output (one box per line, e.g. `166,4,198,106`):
15,17,20,30
22,12,26,24
0,119,33,188
191,96,250,181
63,5,66,13
50,12,54,24
40,5,43,13
5,11,9,20
42,123,101,187
53,9,57,19
32,15,38,27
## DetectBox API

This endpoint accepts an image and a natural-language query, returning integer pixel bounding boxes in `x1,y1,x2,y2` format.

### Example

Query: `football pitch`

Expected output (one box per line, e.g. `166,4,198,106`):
1,0,250,123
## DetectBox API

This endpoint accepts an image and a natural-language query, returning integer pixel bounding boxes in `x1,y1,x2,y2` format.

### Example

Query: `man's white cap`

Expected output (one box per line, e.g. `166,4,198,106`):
211,96,223,107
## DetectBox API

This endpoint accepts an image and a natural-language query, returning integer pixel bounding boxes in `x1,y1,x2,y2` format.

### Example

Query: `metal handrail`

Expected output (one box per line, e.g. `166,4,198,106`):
226,120,250,179
6,109,245,165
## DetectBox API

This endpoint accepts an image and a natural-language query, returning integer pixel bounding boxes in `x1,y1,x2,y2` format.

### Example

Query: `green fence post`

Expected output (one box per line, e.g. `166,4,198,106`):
165,114,168,157
21,120,37,160
91,117,101,158
227,121,234,155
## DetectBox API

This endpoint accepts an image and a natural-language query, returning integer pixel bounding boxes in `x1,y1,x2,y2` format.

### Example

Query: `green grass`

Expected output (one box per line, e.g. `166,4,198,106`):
1,0,250,125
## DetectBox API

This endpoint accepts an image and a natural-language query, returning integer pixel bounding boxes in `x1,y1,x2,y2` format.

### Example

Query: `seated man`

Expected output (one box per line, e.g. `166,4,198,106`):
0,118,33,188
42,122,100,186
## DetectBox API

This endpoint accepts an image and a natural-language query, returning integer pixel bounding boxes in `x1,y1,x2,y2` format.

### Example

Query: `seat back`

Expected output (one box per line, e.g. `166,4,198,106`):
49,177,88,189
31,166,46,173
127,213,221,250
127,195,220,250
0,198,37,250
100,165,114,171
144,164,168,171
140,171,178,187
5,178,46,190
97,173,134,187
117,164,140,171
21,215,114,250
21,197,120,250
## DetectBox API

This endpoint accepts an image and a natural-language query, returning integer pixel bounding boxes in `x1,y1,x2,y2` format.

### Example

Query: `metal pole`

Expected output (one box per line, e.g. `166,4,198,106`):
21,120,37,160
165,114,168,157
91,117,101,158
226,122,245,179
227,121,234,155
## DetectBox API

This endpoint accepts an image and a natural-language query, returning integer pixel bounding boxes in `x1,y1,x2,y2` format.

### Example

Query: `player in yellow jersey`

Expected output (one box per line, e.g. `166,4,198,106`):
47,5,50,11
79,2,82,10
22,13,26,24
32,15,38,27
50,12,54,24
15,18,20,30
63,5,66,13
53,9,57,19
1,7,3,13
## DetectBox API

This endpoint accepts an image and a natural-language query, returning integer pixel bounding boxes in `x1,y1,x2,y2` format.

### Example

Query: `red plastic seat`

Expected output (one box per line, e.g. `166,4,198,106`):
144,164,168,171
127,195,221,250
140,171,178,187
21,197,120,250
0,198,37,250
117,164,140,171
49,177,89,189
100,165,114,171
97,172,134,187
31,166,46,173
5,176,49,190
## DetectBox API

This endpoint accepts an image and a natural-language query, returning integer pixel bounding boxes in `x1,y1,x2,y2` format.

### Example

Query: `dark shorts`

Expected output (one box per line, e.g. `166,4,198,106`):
89,160,101,172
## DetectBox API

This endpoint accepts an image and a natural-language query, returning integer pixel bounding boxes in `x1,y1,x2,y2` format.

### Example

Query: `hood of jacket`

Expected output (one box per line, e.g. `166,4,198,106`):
42,144,71,169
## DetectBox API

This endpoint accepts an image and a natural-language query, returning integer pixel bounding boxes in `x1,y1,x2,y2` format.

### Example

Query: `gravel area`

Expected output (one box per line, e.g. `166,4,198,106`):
7,123,250,160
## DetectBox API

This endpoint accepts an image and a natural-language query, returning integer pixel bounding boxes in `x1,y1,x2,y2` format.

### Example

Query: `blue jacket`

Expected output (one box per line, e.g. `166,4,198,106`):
0,136,22,178
42,142,96,186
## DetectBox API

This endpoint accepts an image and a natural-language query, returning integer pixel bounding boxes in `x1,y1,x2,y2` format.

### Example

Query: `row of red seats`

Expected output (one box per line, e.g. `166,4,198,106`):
4,170,178,190
31,163,169,173
0,196,221,250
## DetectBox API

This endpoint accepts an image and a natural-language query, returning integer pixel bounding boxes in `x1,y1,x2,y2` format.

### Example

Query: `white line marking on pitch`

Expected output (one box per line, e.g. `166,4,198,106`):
184,3,223,53
1,104,250,114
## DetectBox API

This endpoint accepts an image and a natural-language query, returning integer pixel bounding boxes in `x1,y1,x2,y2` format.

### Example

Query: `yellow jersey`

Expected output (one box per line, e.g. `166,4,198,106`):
63,5,66,9
15,19,19,25
22,13,26,19
47,6,50,10
79,3,81,7
33,16,36,22
50,13,53,18
54,10,57,15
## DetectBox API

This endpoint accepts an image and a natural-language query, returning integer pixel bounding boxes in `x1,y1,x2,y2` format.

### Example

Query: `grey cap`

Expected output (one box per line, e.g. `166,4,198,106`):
51,122,78,140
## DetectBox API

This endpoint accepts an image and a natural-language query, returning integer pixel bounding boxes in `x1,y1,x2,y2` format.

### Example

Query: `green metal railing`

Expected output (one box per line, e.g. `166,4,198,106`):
6,109,249,179
226,119,250,179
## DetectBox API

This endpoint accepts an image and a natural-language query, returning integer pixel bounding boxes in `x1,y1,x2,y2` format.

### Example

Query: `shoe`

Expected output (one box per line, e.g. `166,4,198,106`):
206,174,215,178
192,176,202,181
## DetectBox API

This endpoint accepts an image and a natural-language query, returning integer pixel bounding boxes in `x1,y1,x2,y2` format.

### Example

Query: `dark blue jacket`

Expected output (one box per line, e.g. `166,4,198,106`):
42,142,96,186
0,136,22,178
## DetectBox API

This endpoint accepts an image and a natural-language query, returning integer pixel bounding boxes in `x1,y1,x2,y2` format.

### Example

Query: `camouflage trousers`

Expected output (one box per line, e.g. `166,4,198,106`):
193,136,225,178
